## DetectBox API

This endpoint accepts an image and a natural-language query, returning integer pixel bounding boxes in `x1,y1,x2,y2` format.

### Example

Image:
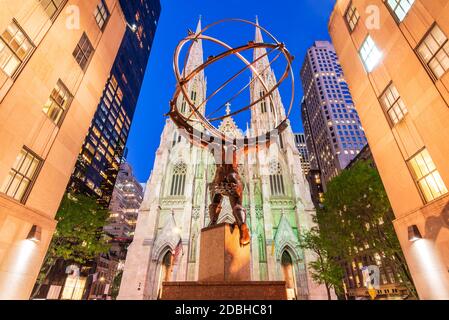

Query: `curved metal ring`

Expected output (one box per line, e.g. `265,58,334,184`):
169,18,295,147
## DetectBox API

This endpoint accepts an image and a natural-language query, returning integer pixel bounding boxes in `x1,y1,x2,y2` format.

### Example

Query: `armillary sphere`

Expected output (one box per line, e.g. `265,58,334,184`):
168,18,294,150
167,18,295,246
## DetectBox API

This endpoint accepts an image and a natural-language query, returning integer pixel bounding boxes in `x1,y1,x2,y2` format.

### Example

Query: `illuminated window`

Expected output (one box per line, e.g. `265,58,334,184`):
82,152,92,164
42,80,72,125
380,83,408,125
170,162,186,196
345,2,360,32
116,87,123,101
86,179,95,190
39,0,64,19
94,0,110,30
408,149,448,202
73,32,94,71
386,0,415,22
269,161,285,196
110,75,118,90
1,147,42,203
85,143,95,155
92,126,101,138
0,21,33,77
61,276,86,300
417,24,449,79
359,36,382,72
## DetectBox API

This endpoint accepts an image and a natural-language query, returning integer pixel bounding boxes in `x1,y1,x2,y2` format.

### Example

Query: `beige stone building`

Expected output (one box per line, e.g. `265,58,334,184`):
0,0,125,299
329,0,449,299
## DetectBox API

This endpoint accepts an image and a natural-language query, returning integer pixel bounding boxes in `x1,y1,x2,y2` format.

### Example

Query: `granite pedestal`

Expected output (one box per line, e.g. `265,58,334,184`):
161,223,287,300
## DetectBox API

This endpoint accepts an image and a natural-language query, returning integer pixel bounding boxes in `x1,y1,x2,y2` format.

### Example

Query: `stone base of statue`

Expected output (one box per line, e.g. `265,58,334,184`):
161,223,287,300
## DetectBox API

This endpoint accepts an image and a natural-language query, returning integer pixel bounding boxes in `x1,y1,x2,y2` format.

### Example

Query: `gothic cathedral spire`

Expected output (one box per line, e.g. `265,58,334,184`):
250,17,286,135
181,16,206,116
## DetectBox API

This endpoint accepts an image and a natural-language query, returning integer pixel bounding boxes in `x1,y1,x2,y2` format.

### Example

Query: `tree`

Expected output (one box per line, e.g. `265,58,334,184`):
317,161,417,299
110,270,123,300
31,193,110,299
299,227,344,300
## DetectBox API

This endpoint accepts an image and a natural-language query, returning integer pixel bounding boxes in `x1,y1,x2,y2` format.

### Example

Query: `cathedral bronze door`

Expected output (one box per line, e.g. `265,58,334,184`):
281,251,297,300
157,251,174,299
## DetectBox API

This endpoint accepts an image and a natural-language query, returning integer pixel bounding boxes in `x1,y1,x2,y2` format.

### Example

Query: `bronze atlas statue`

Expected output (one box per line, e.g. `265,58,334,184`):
168,19,294,246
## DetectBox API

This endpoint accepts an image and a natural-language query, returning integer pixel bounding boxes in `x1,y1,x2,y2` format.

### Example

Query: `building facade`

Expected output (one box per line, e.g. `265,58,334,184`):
118,18,329,300
329,0,449,299
68,0,161,207
0,0,126,299
105,162,144,259
294,133,311,175
300,41,367,188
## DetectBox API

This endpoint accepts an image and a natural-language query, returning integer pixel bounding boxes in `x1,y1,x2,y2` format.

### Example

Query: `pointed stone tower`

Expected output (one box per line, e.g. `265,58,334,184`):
118,17,329,300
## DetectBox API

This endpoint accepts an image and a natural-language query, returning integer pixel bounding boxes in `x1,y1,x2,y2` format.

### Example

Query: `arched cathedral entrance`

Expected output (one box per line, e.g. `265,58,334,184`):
157,251,173,299
281,250,297,300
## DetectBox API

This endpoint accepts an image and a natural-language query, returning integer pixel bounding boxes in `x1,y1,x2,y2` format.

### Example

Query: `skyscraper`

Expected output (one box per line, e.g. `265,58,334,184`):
105,162,144,259
0,0,126,299
300,41,367,188
118,18,328,300
294,133,311,175
68,0,161,207
329,0,449,299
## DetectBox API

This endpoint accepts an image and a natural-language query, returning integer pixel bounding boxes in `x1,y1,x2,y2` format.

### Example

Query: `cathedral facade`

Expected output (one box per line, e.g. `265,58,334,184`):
118,19,328,300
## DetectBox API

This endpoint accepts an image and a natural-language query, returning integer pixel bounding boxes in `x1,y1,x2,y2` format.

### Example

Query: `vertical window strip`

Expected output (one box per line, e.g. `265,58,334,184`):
386,0,415,22
417,25,449,79
0,148,42,202
408,149,448,202
73,33,94,71
345,2,360,31
94,0,110,30
42,80,72,125
380,83,408,125
0,21,33,77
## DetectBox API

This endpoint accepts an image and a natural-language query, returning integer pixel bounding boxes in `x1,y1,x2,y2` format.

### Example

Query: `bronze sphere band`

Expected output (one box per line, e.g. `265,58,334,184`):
169,18,295,147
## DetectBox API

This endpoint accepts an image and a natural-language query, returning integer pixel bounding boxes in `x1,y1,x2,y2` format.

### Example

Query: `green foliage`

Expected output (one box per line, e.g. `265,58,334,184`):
299,228,345,299
49,193,110,264
314,160,416,298
31,193,110,299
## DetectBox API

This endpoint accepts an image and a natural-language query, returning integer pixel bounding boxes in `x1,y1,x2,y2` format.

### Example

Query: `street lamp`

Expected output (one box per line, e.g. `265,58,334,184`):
408,225,422,242
26,225,41,242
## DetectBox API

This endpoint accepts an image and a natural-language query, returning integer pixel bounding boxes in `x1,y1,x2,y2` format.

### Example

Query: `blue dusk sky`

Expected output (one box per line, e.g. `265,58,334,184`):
126,0,336,182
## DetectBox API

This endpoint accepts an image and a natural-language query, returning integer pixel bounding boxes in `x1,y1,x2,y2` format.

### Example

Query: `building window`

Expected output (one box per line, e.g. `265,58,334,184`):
269,161,285,196
359,35,382,72
42,80,72,125
417,25,449,79
1,147,42,203
94,0,110,30
190,90,197,102
39,0,65,19
180,100,187,113
408,149,448,202
379,83,408,125
73,32,94,71
260,91,267,113
386,0,415,22
170,162,187,196
0,21,33,77
345,2,360,32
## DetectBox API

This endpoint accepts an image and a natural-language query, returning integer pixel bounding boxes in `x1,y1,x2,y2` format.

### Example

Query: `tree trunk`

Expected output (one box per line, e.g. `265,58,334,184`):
325,284,332,300
30,259,54,300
